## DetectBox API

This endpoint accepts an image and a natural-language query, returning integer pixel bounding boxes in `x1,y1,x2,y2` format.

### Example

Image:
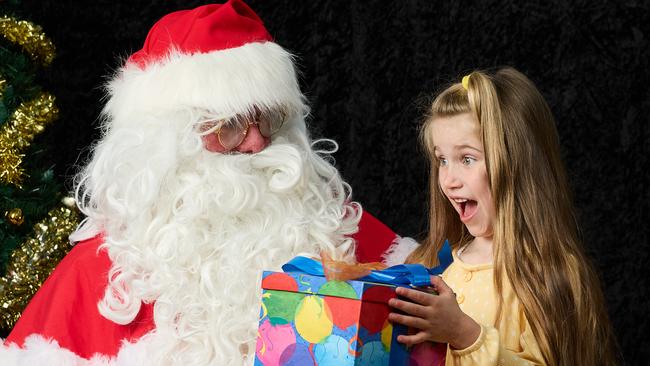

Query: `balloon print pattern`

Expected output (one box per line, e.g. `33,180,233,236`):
255,271,399,365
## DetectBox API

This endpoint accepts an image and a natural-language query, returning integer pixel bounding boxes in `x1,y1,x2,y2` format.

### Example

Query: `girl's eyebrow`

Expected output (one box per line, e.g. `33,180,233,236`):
455,144,483,153
434,144,483,154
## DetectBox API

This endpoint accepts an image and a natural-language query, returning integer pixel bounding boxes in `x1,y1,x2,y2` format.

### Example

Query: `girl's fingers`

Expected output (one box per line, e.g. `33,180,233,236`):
388,297,429,318
396,331,429,346
394,286,435,306
388,312,429,330
429,275,454,297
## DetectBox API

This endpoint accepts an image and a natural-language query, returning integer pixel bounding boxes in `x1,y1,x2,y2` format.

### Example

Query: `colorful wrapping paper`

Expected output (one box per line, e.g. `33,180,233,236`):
254,242,452,366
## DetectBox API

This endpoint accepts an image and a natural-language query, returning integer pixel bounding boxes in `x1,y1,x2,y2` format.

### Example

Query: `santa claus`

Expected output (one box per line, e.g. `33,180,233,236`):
0,1,402,365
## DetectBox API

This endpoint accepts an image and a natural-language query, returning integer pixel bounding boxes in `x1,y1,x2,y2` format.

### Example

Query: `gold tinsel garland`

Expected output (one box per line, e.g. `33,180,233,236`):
0,12,74,333
0,16,55,66
0,204,79,330
0,92,59,187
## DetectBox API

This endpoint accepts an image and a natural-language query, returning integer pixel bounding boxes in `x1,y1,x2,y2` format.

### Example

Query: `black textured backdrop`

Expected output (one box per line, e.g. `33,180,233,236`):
14,0,649,364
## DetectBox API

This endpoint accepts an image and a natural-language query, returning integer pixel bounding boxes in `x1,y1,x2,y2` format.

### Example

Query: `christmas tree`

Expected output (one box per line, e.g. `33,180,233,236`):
0,2,79,336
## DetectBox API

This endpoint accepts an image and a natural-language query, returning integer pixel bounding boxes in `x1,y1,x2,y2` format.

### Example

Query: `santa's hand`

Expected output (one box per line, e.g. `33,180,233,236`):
387,275,481,349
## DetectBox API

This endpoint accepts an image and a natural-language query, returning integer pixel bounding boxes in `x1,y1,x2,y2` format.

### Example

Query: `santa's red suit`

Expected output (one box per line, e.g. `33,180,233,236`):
2,212,397,364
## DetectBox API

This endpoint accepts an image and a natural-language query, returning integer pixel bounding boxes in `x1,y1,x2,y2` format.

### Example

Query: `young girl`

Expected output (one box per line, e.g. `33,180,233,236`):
388,67,618,365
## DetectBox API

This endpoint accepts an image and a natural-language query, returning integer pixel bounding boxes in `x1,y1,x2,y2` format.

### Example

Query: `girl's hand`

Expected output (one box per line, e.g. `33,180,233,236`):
387,275,481,349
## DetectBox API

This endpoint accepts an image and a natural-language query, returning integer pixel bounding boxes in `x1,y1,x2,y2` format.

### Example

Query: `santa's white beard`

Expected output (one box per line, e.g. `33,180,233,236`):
73,120,360,365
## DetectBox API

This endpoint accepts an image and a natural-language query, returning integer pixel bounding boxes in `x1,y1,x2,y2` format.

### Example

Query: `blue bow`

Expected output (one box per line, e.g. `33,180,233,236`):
282,240,453,287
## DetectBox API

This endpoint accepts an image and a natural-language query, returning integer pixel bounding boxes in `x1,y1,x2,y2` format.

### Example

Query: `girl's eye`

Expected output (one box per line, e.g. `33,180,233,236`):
438,157,448,166
462,156,475,165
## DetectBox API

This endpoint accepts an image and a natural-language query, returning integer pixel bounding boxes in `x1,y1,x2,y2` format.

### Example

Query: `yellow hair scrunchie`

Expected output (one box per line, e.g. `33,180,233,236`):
461,74,471,90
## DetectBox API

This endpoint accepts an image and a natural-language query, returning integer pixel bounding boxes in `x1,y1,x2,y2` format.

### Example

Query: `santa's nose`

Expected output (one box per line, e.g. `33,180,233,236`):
235,124,270,154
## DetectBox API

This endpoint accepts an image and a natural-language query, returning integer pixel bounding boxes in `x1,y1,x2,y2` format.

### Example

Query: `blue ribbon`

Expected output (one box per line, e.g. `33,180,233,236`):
282,240,453,287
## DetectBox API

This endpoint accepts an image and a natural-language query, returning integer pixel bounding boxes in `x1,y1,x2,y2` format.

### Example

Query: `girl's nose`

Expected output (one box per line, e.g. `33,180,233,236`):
441,167,462,190
234,124,270,154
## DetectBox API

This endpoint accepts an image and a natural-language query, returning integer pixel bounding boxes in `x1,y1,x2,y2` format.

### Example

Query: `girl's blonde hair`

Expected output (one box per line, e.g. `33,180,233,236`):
409,67,618,365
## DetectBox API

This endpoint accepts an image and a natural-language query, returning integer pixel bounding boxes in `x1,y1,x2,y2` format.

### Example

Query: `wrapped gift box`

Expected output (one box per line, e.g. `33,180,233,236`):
254,270,446,366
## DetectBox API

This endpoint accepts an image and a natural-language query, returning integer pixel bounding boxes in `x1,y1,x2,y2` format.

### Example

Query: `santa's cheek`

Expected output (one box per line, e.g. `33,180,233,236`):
201,133,227,153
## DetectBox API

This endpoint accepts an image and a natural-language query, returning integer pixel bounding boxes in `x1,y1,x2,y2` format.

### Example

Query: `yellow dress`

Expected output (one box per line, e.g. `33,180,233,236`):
441,249,545,365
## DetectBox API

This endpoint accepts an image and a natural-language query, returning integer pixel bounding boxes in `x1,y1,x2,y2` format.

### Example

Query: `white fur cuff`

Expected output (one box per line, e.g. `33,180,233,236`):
381,236,420,266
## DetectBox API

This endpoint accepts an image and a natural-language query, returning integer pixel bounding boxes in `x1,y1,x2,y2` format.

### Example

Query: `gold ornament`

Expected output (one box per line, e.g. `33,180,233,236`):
5,208,24,226
0,92,59,187
0,16,56,66
0,204,79,330
61,196,76,209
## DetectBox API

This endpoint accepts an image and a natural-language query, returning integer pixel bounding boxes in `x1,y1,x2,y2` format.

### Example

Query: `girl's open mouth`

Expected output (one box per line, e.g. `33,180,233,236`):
460,200,478,222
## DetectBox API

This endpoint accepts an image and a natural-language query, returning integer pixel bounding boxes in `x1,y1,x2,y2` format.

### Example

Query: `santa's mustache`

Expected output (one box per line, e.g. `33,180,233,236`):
170,140,309,217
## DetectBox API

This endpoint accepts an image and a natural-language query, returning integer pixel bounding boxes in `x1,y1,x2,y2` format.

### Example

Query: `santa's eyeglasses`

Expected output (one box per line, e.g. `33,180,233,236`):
202,108,286,151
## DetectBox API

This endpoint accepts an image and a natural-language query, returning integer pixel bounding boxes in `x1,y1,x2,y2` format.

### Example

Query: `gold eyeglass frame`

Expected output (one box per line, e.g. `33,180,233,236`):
210,108,287,151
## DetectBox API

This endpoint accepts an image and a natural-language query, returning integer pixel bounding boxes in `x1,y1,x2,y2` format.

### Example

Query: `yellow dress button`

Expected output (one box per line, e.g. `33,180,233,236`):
457,294,465,304
464,271,473,282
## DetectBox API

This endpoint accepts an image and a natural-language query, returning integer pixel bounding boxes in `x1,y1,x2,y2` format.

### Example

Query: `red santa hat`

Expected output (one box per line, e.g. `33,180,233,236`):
104,0,305,120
